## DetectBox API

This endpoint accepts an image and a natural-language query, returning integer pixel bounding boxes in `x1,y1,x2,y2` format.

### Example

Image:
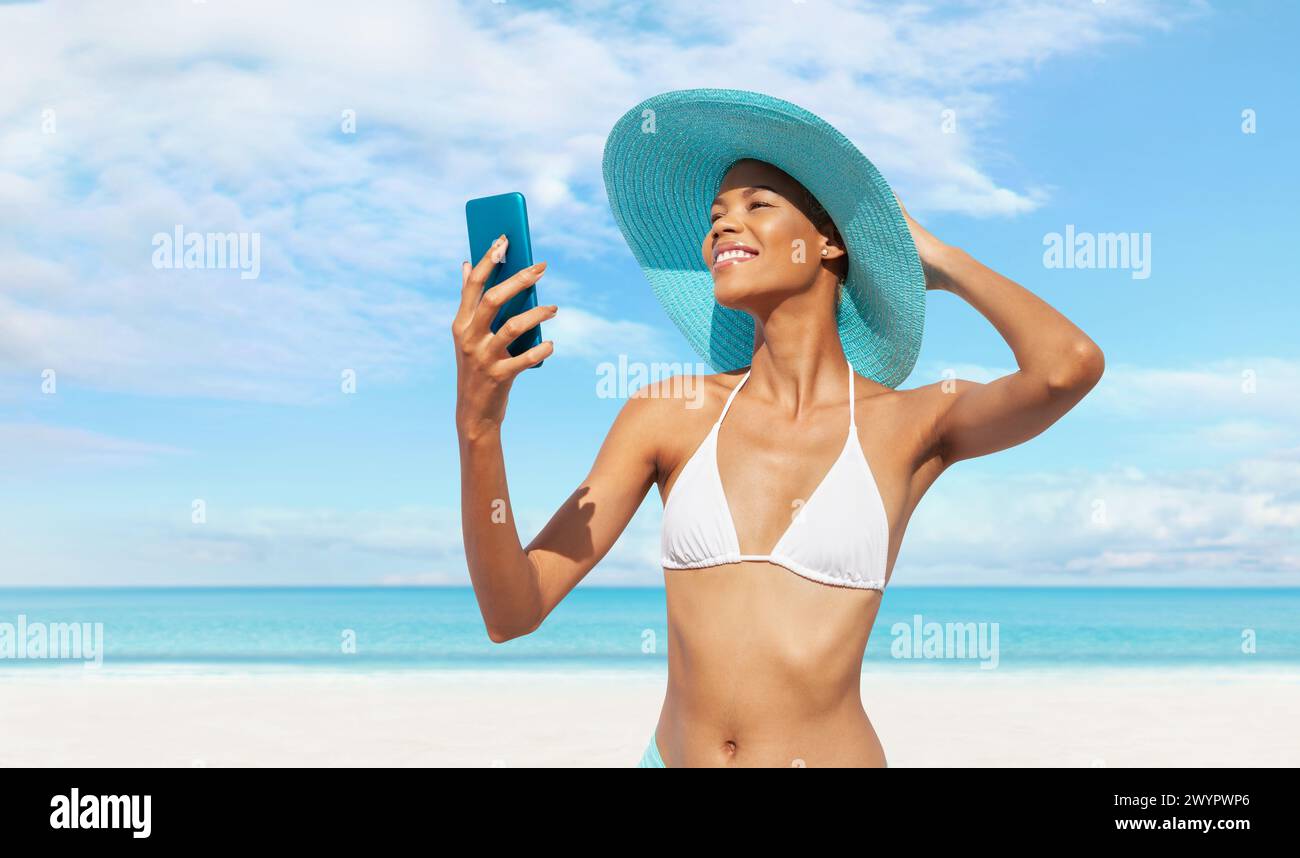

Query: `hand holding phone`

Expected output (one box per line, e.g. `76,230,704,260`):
465,192,546,361
453,194,556,436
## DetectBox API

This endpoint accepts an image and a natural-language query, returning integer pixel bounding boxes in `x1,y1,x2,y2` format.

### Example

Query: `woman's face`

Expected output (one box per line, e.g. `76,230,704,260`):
702,158,845,311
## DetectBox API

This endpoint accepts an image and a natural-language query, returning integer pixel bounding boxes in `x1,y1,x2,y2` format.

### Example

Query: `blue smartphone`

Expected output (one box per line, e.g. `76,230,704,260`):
465,192,543,365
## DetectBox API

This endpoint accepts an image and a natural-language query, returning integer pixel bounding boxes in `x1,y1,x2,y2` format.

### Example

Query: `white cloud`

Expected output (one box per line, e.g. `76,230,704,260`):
169,505,465,559
0,0,1197,402
902,448,1300,585
1191,420,1293,449
544,306,666,361
0,422,186,471
1090,358,1300,423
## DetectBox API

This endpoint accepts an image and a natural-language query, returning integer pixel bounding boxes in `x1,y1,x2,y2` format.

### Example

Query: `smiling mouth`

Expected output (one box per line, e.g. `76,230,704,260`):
712,248,759,272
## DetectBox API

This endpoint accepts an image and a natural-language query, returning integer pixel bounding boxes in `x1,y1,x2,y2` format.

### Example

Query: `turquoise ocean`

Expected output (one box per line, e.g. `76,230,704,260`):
0,587,1296,674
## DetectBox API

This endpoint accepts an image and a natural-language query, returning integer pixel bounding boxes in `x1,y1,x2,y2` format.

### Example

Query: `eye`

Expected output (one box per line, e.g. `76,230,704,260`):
709,199,774,223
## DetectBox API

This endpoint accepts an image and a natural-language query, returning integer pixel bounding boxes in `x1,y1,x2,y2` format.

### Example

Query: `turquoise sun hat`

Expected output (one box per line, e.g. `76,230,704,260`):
601,88,926,388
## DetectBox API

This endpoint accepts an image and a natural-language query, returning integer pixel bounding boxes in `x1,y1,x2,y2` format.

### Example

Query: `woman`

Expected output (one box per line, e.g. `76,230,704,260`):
452,90,1104,767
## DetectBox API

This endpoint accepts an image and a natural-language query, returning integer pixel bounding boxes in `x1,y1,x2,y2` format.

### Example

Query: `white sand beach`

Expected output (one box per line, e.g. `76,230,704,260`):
1,666,1296,767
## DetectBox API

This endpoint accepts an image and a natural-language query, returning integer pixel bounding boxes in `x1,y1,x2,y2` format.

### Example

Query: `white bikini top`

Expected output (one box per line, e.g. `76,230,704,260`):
660,361,891,591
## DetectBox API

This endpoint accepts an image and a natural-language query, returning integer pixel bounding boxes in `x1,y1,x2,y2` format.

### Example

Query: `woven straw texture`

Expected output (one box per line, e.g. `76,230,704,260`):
601,88,925,388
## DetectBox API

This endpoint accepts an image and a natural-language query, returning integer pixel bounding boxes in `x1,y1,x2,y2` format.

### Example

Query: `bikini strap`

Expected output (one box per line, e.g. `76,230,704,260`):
847,360,857,429
716,369,752,426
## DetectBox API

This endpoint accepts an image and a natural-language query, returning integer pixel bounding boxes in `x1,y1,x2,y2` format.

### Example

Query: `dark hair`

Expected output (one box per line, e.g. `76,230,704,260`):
802,187,834,232
799,186,847,304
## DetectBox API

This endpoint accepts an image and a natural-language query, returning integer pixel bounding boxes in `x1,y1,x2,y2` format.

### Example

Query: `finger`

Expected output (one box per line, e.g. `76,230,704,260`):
894,194,914,224
473,234,509,278
453,260,478,326
498,339,554,376
461,234,509,321
489,304,558,355
474,260,547,334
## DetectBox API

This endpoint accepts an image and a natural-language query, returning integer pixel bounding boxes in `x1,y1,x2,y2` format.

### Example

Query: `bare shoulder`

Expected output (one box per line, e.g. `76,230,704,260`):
624,369,745,428
853,373,973,467
619,369,745,466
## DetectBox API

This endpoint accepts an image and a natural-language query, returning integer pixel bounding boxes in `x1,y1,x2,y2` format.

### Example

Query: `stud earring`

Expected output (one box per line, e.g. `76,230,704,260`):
820,248,829,257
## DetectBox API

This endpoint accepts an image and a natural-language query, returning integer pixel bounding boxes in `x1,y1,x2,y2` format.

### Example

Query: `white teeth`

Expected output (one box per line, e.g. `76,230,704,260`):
715,249,757,264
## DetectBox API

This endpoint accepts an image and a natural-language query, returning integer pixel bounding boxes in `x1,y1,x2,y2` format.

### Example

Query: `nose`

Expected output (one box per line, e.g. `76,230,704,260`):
710,213,742,243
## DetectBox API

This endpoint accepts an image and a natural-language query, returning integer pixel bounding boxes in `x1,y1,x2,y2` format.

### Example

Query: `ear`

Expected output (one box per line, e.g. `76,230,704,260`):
820,223,847,259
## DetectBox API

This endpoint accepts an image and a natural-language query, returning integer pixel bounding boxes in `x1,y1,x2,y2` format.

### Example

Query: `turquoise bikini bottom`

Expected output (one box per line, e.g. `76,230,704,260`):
636,732,665,768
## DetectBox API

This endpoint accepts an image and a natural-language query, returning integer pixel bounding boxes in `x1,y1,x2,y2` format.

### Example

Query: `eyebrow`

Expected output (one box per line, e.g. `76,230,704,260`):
711,184,779,207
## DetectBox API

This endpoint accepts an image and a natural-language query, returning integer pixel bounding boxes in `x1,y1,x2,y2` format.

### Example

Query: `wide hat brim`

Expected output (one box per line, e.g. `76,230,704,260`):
601,88,925,388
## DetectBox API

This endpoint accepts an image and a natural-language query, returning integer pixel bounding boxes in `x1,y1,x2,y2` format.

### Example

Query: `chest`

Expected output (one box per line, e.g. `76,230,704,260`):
719,409,903,551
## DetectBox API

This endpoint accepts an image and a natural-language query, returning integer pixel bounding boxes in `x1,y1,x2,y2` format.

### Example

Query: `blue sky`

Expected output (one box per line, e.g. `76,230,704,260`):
1,0,1297,586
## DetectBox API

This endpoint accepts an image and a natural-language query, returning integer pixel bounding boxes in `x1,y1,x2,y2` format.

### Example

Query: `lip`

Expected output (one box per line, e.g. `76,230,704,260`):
712,241,759,272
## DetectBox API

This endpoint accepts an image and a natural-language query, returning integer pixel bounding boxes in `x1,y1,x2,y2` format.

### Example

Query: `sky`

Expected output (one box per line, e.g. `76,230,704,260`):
1,0,1297,587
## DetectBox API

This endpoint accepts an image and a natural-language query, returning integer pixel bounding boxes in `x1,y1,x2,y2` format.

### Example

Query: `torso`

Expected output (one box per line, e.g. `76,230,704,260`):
651,369,947,767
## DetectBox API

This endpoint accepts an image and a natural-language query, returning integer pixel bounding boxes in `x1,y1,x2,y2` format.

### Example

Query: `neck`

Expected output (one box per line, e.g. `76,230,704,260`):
746,285,849,415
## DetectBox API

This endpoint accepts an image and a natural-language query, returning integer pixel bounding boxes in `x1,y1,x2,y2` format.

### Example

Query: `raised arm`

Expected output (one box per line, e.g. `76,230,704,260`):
453,237,659,642
895,198,1105,467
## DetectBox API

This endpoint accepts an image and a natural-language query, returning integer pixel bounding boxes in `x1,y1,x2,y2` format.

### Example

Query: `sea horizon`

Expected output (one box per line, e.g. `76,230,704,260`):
1,586,1297,675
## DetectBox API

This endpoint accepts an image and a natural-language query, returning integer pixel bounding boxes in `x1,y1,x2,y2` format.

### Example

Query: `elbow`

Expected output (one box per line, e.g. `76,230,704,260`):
485,625,513,644
1046,339,1105,393
484,614,541,644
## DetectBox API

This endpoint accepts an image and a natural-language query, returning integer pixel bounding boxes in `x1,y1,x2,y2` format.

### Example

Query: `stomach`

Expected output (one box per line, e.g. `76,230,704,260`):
656,561,887,767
